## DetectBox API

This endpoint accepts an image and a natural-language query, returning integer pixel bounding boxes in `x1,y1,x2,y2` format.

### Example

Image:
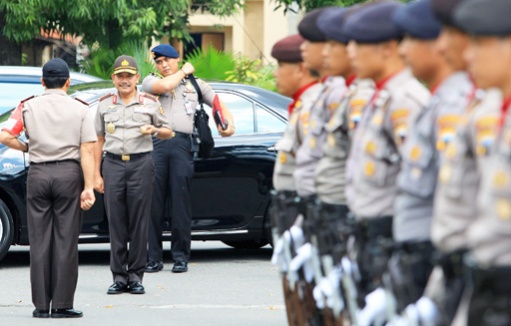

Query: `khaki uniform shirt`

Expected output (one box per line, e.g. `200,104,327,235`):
142,74,216,134
294,76,347,197
347,69,430,219
394,72,473,242
467,99,511,266
315,79,375,205
94,90,169,155
432,89,501,253
18,89,97,163
273,83,323,192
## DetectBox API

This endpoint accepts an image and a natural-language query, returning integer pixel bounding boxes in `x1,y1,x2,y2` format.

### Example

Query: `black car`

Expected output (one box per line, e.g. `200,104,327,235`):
0,81,290,262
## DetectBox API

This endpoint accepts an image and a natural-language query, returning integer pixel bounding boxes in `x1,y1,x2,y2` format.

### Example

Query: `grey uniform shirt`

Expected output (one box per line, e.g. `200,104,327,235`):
273,83,323,192
21,89,97,163
142,74,216,134
347,69,430,220
294,76,347,197
467,98,511,266
394,72,473,242
315,79,375,205
94,90,169,155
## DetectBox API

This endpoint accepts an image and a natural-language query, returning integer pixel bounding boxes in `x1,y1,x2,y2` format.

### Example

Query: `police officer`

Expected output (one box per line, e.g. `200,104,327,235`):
453,1,511,324
341,1,430,320
94,55,173,295
0,58,96,318
142,44,234,274
269,34,321,326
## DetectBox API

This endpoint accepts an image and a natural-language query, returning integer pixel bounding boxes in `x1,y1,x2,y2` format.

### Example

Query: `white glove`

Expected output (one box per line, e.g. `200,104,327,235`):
357,287,388,326
289,243,314,282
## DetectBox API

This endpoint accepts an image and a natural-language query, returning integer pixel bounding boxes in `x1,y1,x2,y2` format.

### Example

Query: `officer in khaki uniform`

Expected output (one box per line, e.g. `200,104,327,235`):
269,34,321,326
453,1,511,324
342,1,430,316
0,59,96,318
142,44,234,274
94,55,173,295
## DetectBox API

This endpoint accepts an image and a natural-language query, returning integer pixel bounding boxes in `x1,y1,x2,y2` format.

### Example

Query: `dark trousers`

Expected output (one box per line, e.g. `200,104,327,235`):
148,137,194,263
103,153,153,283
27,161,83,310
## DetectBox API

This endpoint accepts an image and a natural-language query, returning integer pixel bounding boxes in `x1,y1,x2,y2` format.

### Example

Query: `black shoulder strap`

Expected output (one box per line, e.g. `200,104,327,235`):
188,74,203,106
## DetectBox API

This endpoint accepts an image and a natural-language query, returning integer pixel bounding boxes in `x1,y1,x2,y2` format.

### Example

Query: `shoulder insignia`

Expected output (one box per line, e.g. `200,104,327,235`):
74,97,89,106
20,95,36,104
142,93,158,102
99,93,114,102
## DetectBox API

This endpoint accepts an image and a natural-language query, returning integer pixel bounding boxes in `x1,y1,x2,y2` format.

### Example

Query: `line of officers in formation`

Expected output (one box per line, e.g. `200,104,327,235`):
268,0,511,325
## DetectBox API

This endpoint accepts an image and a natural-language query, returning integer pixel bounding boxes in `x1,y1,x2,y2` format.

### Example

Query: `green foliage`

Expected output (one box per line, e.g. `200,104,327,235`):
185,45,235,80
82,40,155,80
226,55,277,92
272,0,412,12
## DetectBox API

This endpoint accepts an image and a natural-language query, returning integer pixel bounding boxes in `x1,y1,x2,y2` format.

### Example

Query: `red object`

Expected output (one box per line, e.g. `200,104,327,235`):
499,94,511,128
212,94,228,130
288,81,319,116
2,103,24,136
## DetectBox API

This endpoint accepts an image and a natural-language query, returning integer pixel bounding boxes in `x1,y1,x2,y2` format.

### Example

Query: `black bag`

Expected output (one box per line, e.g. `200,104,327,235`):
189,75,214,158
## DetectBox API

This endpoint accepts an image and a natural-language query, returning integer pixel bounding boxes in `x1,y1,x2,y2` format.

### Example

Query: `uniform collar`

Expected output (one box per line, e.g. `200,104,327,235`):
42,89,67,96
288,81,319,116
500,94,511,128
113,89,142,105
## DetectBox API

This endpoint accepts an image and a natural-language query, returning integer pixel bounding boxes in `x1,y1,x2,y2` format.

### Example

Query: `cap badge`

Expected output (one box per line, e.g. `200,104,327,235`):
121,60,129,66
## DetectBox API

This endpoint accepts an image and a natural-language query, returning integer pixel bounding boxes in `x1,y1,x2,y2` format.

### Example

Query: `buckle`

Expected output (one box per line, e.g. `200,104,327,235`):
121,154,130,161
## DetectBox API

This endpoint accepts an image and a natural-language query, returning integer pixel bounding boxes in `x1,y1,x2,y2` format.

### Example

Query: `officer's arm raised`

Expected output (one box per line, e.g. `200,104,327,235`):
145,63,195,95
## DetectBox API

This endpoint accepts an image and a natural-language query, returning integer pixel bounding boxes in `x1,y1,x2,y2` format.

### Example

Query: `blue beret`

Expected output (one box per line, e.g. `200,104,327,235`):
342,1,404,43
393,0,441,39
317,7,351,44
298,7,330,42
42,58,69,78
455,0,511,36
431,0,464,27
151,44,179,60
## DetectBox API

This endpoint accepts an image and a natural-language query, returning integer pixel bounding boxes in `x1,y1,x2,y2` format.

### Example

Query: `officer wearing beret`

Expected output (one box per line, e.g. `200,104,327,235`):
298,7,331,79
0,58,96,318
142,44,234,274
341,1,430,320
452,0,511,323
94,55,173,295
269,33,321,325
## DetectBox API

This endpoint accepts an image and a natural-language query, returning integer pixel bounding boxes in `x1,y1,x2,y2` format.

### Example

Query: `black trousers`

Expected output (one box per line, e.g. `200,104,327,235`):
148,137,194,263
102,153,153,283
27,161,83,310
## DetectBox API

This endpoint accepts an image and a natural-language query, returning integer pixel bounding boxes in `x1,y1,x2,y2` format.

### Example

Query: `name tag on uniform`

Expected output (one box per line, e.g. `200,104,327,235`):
134,107,151,114
107,106,117,113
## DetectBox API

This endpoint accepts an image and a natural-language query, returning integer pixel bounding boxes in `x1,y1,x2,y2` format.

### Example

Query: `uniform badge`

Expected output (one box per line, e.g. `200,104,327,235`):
159,106,164,115
327,134,336,148
295,100,302,109
371,113,383,126
410,145,421,161
445,144,457,159
364,161,376,177
496,199,511,220
328,102,339,111
493,170,509,189
439,165,451,183
309,136,316,149
365,141,377,155
107,122,116,134
279,152,287,164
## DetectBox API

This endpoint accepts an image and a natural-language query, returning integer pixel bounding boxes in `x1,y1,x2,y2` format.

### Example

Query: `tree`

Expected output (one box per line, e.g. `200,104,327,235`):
0,0,244,65
272,0,412,13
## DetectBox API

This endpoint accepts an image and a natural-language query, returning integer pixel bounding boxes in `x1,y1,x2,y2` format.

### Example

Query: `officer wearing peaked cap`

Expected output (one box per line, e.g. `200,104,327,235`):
451,0,511,324
94,55,173,295
269,33,321,326
0,58,97,318
341,1,430,320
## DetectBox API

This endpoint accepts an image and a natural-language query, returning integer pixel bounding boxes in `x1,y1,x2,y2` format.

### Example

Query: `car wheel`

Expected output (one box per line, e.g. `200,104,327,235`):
0,199,14,262
221,239,269,249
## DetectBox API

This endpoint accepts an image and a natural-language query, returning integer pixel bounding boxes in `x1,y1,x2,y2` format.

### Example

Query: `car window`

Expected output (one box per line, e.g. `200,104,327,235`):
204,92,255,135
0,82,44,115
255,104,286,133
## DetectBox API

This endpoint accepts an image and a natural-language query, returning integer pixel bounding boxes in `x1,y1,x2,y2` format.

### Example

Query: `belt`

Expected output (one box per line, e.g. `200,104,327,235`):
173,131,192,139
31,159,78,165
105,152,150,161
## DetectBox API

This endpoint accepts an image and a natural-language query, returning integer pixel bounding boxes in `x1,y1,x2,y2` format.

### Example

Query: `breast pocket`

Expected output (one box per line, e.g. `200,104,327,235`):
360,128,396,187
325,111,349,159
133,112,152,124
398,136,437,198
488,158,511,222
438,139,469,200
104,113,120,131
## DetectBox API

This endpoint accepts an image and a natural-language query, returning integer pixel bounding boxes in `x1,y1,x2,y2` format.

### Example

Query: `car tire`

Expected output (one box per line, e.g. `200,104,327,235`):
0,199,14,262
221,239,269,249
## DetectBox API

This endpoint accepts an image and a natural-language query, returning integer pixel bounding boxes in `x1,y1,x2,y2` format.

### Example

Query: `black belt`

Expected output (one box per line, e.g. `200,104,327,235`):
31,159,78,165
105,152,150,161
173,131,192,139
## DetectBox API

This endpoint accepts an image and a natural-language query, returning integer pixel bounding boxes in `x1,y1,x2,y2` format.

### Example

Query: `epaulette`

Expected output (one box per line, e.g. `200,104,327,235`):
74,97,89,106
99,93,114,102
150,72,163,79
141,92,158,102
20,95,36,104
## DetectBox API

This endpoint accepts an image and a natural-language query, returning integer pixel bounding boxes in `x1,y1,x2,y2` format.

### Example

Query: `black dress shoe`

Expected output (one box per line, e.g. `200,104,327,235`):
145,260,163,273
50,308,83,318
172,261,188,273
33,309,50,318
107,281,128,294
128,281,145,294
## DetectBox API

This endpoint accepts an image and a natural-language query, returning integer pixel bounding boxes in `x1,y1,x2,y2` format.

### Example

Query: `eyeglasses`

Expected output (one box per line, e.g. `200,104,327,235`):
155,57,173,66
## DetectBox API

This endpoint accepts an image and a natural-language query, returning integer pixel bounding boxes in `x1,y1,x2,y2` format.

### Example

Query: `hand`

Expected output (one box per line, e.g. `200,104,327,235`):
218,119,235,137
181,62,195,76
80,188,96,211
94,175,104,194
140,125,157,135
